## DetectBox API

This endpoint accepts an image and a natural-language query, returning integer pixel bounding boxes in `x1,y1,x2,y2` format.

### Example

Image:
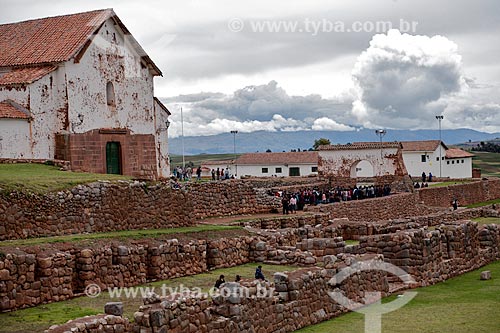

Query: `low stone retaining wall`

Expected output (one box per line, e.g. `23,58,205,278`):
0,181,194,240
418,178,500,207
358,221,500,285
336,205,499,240
304,179,500,221
45,314,130,333
305,192,434,221
129,254,389,333
241,213,330,229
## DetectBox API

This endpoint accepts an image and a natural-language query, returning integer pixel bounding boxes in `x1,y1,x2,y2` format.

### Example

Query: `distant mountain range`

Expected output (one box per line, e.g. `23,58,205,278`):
168,129,500,155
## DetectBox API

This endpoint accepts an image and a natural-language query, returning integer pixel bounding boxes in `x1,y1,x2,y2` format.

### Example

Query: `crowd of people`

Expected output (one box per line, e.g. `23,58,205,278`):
276,184,392,214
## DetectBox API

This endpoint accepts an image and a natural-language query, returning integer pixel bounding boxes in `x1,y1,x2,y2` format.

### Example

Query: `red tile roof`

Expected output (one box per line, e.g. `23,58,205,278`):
319,142,401,150
0,100,30,119
201,160,234,166
0,9,161,75
0,66,57,86
400,140,447,152
236,152,318,165
445,148,474,159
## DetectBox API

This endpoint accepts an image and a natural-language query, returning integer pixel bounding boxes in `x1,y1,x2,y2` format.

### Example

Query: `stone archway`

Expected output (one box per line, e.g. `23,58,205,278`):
350,159,374,178
317,142,408,178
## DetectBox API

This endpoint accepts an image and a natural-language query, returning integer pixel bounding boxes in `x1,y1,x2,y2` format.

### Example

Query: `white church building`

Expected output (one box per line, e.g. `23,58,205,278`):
0,9,170,179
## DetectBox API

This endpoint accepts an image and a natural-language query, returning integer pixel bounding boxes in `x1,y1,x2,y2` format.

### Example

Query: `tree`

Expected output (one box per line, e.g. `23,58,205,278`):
313,138,331,150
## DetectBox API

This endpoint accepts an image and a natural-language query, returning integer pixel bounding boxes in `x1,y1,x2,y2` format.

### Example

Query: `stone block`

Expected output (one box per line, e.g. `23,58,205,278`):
480,271,491,280
104,302,124,316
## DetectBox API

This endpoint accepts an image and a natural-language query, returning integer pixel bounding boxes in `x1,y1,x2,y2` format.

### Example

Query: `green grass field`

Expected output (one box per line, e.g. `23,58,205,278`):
472,151,500,178
297,260,500,333
0,263,298,333
472,217,500,225
0,225,242,247
0,163,131,194
170,153,240,169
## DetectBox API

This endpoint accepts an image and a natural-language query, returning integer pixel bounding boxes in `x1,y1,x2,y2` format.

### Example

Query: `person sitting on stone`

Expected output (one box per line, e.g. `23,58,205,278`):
255,266,266,281
214,274,225,289
235,275,241,282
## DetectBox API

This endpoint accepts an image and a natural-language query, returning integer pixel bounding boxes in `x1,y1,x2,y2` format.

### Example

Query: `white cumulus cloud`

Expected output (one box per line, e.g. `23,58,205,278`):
351,29,466,129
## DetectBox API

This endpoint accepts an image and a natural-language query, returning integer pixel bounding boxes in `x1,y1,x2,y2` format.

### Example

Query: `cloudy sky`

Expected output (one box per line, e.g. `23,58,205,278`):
2,0,500,137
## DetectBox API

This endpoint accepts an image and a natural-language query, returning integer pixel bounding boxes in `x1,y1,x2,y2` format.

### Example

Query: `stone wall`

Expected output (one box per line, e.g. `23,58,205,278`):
45,314,130,333
303,178,500,221
186,181,278,219
2,178,497,241
0,239,207,311
0,181,193,240
334,205,499,240
306,192,435,221
132,254,390,333
358,221,500,285
418,178,500,207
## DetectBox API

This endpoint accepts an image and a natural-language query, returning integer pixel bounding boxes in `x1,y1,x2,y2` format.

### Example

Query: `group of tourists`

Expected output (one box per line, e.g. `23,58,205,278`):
210,167,233,180
412,171,434,189
172,165,196,181
277,184,392,214
213,266,266,289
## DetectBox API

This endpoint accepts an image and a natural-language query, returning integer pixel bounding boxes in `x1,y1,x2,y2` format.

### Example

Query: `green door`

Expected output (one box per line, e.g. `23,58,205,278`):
289,167,300,177
106,142,121,174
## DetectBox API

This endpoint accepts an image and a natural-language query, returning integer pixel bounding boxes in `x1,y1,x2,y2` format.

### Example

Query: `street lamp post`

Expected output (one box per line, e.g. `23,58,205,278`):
436,115,444,178
230,130,238,178
375,129,387,162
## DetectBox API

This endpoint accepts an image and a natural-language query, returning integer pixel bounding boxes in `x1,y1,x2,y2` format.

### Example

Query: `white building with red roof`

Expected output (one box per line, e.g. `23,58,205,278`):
401,140,474,179
234,151,318,178
0,9,170,179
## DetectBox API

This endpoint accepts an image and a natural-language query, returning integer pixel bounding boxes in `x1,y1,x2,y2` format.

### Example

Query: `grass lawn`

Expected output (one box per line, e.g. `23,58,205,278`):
0,163,132,194
0,225,242,247
472,217,500,225
170,153,240,170
297,260,500,333
472,152,500,178
466,198,500,208
0,263,298,333
428,180,471,188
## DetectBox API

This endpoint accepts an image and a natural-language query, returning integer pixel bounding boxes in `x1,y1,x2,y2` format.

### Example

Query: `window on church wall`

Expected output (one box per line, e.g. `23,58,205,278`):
106,82,116,109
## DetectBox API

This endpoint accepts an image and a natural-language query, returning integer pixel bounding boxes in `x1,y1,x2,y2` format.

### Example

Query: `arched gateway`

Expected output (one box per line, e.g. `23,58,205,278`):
317,142,408,178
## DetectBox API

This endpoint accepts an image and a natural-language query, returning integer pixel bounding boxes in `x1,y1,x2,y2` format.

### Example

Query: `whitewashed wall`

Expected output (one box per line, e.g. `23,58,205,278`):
154,100,170,178
0,67,67,159
237,164,317,177
0,119,31,158
319,147,400,177
443,157,473,178
64,18,156,135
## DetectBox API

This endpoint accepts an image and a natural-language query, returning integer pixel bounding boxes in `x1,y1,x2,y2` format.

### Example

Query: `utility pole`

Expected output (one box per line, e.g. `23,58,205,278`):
230,130,238,178
436,115,444,178
375,129,387,164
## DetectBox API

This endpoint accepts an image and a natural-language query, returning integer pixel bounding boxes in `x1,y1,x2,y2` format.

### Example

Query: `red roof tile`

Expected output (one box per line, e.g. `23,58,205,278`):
0,9,161,75
319,142,401,150
236,152,318,165
400,140,447,152
0,100,30,119
201,160,234,166
445,148,474,159
0,66,57,85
